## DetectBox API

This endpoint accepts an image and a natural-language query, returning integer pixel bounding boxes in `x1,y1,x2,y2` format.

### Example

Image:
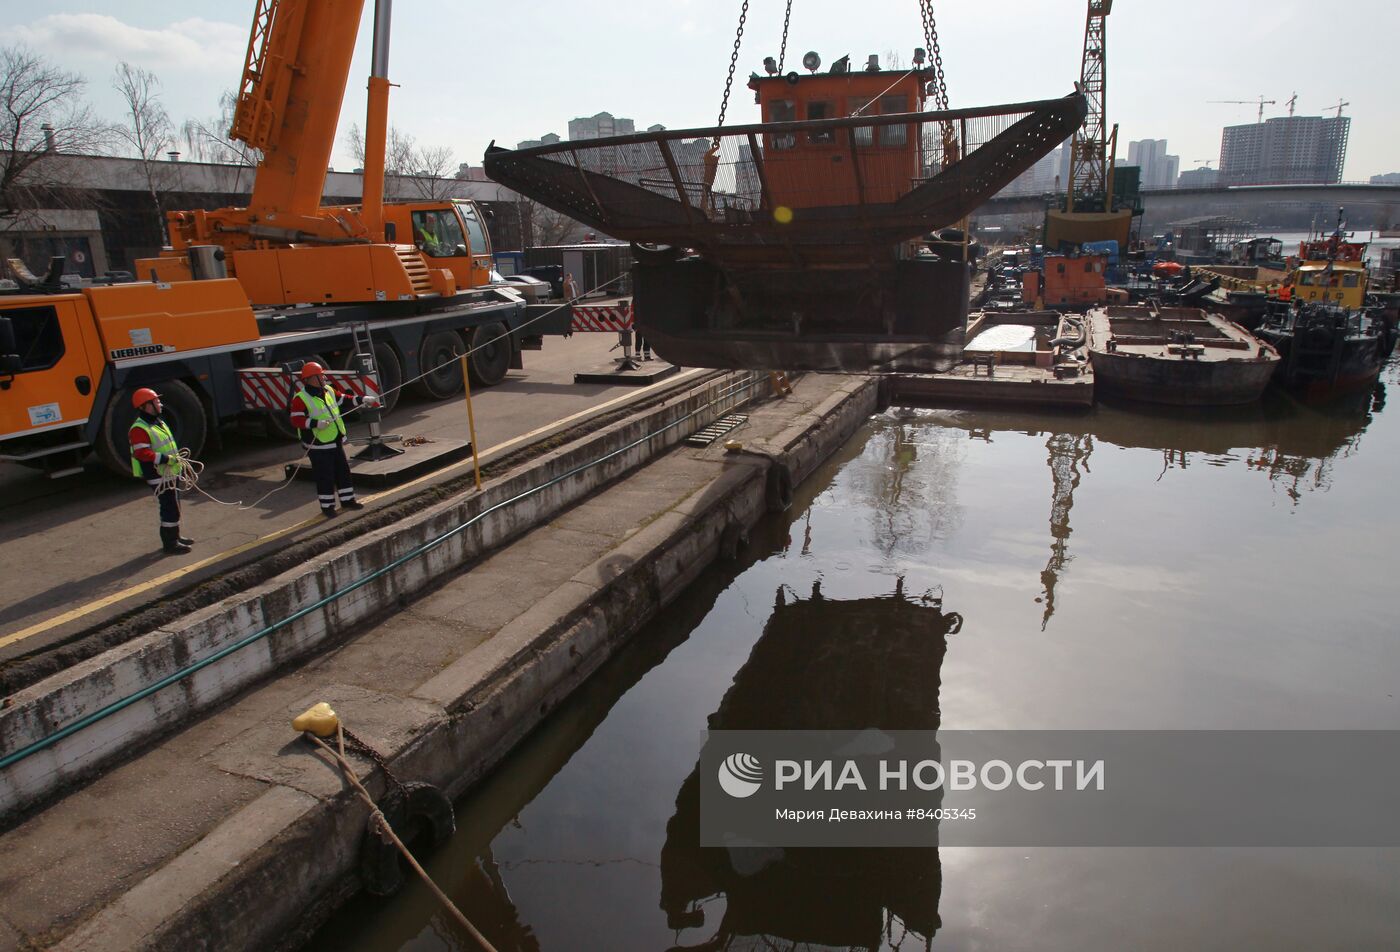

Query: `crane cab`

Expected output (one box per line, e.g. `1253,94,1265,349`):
382,199,496,292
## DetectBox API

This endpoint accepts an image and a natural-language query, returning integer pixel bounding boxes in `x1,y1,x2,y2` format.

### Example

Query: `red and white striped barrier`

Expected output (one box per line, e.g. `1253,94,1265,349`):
570,302,634,332
237,368,380,412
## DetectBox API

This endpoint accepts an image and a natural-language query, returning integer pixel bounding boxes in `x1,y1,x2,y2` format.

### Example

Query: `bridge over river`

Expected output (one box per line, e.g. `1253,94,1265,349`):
976,183,1400,233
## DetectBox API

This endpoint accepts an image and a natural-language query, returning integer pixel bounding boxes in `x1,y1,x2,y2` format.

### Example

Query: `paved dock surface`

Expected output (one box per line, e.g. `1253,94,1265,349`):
0,335,700,661
0,373,869,952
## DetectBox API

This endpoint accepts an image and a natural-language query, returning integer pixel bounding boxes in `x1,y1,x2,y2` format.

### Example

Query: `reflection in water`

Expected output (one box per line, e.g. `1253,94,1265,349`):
659,582,962,951
1039,433,1093,631
851,422,964,561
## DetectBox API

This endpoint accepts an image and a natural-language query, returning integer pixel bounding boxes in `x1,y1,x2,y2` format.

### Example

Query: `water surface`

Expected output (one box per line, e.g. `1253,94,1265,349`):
309,366,1400,952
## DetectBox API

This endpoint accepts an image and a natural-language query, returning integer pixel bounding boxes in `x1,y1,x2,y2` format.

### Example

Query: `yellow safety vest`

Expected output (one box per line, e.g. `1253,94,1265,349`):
130,418,182,478
298,385,347,443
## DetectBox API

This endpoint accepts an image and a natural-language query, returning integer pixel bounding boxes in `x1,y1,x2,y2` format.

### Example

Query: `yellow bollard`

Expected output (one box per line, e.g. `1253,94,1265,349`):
459,353,483,492
291,702,340,737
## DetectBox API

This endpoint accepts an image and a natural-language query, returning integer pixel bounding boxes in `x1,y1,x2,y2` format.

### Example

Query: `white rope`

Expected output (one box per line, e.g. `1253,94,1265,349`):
155,447,309,511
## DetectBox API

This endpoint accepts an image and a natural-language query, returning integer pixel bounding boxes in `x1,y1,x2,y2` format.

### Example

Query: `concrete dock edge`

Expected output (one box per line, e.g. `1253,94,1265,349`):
41,375,878,952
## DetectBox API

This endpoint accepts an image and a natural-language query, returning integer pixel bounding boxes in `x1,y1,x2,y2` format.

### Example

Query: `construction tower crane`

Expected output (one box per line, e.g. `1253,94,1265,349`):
1210,96,1276,124
1323,98,1350,118
1043,0,1137,251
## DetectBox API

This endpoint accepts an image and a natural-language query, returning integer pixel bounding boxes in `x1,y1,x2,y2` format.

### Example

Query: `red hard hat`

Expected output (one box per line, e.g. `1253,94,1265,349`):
131,387,160,409
299,361,325,380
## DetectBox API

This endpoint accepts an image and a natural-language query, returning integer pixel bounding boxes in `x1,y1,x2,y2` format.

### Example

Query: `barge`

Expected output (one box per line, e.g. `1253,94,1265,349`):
892,310,1094,408
1086,304,1279,405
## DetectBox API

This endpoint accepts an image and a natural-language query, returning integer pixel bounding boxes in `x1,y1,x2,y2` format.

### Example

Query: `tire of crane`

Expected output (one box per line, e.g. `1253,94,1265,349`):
411,331,465,400
264,352,329,441
97,378,208,477
358,780,456,897
466,322,512,387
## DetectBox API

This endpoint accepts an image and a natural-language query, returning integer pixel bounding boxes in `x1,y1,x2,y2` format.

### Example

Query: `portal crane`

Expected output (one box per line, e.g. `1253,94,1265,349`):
1043,0,1137,250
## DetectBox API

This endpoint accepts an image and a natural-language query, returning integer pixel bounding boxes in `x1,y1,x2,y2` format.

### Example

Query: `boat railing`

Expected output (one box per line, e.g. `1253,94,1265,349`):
484,93,1087,253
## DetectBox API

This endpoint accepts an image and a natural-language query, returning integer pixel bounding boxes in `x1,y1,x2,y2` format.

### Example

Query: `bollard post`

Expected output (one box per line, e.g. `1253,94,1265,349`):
459,353,483,491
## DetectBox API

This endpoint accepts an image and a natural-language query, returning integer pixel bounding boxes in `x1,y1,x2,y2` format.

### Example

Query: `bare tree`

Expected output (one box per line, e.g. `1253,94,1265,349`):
180,90,260,191
344,123,458,200
402,143,458,200
0,45,109,266
113,61,174,240
522,198,586,246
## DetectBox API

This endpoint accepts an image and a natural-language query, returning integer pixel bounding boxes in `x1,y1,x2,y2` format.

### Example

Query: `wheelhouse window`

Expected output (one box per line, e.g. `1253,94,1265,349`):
806,101,835,144
410,209,466,257
3,306,65,372
767,100,797,150
879,96,909,146
851,99,875,147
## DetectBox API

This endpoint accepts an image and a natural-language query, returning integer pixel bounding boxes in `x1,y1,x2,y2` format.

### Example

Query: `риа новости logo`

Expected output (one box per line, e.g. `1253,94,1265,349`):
718,752,764,798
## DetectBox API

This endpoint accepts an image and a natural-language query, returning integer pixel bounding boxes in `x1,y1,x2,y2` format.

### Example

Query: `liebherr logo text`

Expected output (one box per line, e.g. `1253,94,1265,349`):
769,758,1104,792
110,344,174,359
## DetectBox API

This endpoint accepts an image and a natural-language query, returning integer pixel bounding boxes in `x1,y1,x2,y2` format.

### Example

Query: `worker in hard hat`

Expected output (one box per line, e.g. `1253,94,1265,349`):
289,362,379,517
128,387,193,554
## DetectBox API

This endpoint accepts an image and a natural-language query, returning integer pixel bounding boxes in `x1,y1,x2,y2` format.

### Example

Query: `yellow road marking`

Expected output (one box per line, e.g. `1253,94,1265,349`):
0,369,706,649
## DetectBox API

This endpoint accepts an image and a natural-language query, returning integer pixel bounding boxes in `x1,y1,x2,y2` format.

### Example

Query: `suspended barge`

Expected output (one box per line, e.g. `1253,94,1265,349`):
485,60,1085,371
1087,305,1279,406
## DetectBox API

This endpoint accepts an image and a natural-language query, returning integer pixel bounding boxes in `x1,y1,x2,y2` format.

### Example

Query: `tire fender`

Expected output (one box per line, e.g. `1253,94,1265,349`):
765,459,794,513
359,781,456,897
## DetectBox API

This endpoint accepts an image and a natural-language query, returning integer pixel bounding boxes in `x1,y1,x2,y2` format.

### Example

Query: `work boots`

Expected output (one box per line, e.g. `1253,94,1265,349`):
161,526,192,555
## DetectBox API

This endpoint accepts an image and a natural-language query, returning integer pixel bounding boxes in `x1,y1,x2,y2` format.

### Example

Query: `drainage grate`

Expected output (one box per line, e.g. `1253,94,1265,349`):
685,414,749,447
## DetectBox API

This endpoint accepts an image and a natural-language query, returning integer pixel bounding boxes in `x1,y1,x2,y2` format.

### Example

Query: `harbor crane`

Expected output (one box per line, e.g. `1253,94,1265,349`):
1044,0,1136,250
1209,96,1276,124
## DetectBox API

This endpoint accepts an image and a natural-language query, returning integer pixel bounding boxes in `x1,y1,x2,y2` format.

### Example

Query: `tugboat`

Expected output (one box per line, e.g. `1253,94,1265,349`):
1256,302,1391,397
485,19,1085,372
1253,214,1398,397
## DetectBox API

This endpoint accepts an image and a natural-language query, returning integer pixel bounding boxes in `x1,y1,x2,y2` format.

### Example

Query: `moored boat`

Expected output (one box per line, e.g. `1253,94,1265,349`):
1087,304,1279,405
1255,301,1390,397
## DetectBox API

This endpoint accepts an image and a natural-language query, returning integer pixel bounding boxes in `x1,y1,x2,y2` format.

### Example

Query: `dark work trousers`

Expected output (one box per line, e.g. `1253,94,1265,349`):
307,441,356,513
139,461,182,547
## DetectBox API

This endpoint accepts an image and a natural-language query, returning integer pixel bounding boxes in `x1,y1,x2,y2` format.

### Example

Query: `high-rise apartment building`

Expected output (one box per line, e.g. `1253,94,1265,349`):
1126,139,1180,190
1218,115,1350,185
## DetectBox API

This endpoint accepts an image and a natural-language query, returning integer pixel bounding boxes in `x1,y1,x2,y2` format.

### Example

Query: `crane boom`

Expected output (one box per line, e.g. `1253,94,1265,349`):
1066,0,1111,212
230,0,368,227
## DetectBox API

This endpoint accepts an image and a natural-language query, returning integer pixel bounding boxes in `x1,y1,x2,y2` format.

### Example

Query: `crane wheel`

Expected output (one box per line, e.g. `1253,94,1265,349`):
411,331,465,400
466,322,511,387
97,379,208,477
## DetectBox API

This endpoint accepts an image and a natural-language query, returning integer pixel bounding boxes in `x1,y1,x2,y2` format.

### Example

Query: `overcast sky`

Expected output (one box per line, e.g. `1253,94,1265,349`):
12,0,1399,180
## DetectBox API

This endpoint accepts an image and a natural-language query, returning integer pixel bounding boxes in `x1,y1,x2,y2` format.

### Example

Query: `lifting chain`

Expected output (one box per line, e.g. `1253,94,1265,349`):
777,0,794,73
713,0,750,149
919,0,950,111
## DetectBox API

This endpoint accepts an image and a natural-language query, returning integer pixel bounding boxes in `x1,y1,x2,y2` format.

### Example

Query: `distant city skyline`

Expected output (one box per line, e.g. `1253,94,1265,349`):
10,2,1398,181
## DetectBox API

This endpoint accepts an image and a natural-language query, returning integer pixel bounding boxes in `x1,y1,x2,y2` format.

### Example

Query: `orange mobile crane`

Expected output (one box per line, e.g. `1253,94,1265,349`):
0,0,533,478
